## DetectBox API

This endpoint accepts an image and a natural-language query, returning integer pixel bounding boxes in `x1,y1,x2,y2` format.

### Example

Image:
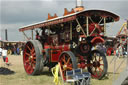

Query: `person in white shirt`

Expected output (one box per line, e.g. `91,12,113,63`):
0,47,2,58
2,47,8,62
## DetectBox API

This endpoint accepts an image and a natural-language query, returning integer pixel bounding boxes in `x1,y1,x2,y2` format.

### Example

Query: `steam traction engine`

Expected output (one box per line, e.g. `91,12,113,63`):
115,21,128,57
19,9,119,80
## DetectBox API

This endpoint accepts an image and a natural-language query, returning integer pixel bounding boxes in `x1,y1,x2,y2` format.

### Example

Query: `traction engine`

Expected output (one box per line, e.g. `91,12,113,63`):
19,7,120,81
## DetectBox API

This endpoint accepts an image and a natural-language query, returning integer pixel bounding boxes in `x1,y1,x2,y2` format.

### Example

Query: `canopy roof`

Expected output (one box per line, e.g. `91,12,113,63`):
19,9,120,32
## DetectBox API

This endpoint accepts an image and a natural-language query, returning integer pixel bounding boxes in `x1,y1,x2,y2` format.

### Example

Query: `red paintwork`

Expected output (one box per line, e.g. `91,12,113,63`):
23,42,35,75
78,55,86,69
44,44,70,62
107,47,113,56
89,23,101,34
51,49,61,62
91,36,104,45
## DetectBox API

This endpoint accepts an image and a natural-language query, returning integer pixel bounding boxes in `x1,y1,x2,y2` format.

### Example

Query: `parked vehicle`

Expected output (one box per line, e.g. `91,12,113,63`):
19,7,119,80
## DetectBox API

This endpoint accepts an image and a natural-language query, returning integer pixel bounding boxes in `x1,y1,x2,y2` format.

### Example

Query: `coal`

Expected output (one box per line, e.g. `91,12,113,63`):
0,67,15,75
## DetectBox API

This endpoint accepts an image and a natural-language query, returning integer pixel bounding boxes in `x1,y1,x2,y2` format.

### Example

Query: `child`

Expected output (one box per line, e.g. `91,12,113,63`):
2,47,9,66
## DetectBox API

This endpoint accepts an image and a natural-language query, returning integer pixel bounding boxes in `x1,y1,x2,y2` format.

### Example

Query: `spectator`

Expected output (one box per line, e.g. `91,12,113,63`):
0,47,2,58
118,45,123,57
2,47,8,64
13,46,17,55
17,46,20,55
102,45,107,55
116,47,119,57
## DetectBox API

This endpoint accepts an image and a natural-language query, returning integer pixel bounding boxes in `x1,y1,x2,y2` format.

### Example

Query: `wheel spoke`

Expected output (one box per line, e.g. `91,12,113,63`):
32,60,36,64
87,63,93,67
62,54,65,59
95,56,97,61
66,57,71,65
95,67,97,72
94,67,98,77
27,45,32,51
33,57,36,59
25,59,29,64
25,52,30,56
67,66,72,70
32,53,36,57
99,56,100,61
99,58,103,61
27,65,31,71
67,63,72,67
98,67,103,72
62,59,66,64
31,47,35,53
100,64,104,66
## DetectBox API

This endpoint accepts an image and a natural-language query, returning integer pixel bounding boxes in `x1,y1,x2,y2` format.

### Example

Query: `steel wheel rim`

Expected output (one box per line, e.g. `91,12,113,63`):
89,52,104,78
23,42,36,74
59,53,73,81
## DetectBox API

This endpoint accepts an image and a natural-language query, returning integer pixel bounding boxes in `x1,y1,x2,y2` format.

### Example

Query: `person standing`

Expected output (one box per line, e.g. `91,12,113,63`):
13,45,16,55
2,47,8,64
0,47,2,58
17,46,20,55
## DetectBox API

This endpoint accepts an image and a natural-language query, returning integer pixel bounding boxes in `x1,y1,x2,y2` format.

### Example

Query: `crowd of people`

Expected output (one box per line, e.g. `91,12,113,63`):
0,43,24,66
4,43,24,55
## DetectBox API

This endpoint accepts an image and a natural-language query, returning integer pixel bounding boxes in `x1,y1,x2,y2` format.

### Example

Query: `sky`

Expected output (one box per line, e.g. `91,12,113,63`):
0,0,128,41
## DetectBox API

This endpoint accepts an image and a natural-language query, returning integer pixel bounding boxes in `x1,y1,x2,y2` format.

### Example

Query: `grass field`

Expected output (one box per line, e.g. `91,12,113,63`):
0,55,127,85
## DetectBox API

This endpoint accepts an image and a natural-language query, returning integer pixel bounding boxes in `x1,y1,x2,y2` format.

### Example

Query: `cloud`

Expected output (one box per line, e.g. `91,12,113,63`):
0,0,128,41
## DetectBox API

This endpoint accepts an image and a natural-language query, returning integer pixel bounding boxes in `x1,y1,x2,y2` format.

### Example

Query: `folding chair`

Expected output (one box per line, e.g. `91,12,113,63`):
66,70,77,85
66,68,91,85
73,69,84,85
82,72,91,85
74,68,91,85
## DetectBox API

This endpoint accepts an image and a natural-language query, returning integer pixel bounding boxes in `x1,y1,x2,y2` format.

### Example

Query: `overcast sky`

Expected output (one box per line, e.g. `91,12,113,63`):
0,0,128,41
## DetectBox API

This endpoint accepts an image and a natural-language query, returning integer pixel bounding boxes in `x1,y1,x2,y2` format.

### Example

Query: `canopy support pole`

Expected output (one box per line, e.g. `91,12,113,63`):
70,21,72,40
86,16,89,36
22,31,29,40
126,20,128,70
31,29,33,40
104,17,106,36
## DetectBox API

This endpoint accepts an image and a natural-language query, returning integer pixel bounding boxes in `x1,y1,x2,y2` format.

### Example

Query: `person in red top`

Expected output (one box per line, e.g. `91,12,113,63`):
2,47,9,66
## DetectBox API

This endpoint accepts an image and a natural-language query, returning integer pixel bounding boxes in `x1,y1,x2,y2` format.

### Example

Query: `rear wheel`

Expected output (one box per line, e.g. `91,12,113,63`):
23,40,44,75
87,50,108,79
59,51,77,81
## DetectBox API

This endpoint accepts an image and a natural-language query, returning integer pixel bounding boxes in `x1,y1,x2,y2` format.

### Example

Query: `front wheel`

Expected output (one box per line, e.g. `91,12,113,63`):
87,50,108,80
59,51,77,81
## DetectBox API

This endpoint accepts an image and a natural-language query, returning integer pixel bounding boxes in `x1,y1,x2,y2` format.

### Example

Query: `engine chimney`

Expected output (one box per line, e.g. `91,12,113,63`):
5,29,8,41
76,0,82,7
127,20,128,30
74,0,84,12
